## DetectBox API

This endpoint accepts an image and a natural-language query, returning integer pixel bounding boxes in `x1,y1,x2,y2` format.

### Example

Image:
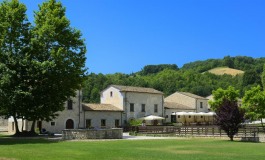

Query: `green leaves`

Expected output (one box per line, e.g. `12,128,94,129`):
209,86,240,111
0,0,87,134
262,64,265,90
242,85,265,121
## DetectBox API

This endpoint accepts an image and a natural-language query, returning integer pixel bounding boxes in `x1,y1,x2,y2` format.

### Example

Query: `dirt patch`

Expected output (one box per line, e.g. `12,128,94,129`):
207,67,244,76
0,158,16,160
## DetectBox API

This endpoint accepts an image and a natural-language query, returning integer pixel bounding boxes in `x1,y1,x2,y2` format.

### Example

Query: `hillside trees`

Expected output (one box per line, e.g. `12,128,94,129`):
139,64,178,75
261,64,265,91
0,0,86,135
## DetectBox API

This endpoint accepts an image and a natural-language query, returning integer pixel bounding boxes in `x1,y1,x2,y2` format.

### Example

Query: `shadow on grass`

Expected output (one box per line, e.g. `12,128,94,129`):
0,134,61,145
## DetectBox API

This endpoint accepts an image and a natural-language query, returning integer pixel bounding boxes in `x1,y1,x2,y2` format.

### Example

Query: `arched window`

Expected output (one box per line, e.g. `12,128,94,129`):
66,119,74,129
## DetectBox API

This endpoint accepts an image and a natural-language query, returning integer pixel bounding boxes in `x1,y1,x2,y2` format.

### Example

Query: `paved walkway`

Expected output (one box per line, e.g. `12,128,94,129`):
122,132,183,140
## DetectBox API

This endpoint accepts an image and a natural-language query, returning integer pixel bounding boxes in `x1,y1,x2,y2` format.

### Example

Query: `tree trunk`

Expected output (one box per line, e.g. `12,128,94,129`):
13,116,21,135
21,117,24,131
261,118,264,132
30,120,36,133
229,135,234,141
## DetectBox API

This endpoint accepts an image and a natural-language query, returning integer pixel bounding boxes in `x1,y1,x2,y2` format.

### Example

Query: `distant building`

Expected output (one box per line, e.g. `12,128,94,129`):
164,92,208,123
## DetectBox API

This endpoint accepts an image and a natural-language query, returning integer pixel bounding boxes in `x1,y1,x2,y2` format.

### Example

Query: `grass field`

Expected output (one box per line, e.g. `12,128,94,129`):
207,67,244,76
0,136,265,160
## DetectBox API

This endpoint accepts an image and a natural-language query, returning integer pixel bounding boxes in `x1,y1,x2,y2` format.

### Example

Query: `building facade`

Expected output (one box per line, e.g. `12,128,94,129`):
164,92,208,123
100,85,164,125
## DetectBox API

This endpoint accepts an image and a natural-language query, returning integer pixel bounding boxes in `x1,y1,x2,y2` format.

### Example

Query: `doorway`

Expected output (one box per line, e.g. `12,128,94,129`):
66,119,74,129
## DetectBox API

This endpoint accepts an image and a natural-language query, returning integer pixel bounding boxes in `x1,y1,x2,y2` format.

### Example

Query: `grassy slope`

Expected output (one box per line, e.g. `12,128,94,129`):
0,138,265,160
207,67,244,76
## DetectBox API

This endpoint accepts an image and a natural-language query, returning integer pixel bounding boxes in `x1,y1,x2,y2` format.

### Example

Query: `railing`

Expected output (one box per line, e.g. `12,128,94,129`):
135,125,263,138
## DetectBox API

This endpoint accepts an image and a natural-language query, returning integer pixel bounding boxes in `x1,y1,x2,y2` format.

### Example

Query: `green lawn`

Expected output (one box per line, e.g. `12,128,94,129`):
0,136,265,160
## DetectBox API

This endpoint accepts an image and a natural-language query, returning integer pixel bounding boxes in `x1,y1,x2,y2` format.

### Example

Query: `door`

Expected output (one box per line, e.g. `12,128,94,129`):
66,119,74,129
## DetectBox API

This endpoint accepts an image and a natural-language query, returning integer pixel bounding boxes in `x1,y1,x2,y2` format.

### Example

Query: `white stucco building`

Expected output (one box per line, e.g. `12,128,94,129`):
8,85,164,133
100,85,164,125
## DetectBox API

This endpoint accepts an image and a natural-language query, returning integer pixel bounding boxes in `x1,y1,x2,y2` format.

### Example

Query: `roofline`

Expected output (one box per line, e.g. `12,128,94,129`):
119,90,164,95
178,92,208,100
164,107,195,110
84,110,123,112
101,85,164,95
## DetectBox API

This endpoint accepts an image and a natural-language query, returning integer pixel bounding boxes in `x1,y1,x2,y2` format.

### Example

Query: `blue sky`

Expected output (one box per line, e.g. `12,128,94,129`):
19,0,265,74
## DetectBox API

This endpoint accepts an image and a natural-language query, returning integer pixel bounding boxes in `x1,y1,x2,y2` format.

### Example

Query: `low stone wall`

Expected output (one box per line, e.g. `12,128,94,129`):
241,135,265,142
62,128,123,140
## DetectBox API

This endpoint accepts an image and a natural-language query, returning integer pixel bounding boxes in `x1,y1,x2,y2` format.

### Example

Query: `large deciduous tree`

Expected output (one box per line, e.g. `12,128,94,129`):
242,85,265,130
26,0,86,133
216,99,244,141
0,0,31,135
0,0,86,135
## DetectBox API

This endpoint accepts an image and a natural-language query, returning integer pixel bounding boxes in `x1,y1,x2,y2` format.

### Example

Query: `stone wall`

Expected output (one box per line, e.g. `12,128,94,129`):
0,117,8,132
241,135,265,142
62,128,123,140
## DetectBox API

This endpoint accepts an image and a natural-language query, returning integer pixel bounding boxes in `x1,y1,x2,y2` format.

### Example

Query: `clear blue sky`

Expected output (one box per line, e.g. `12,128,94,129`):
19,0,265,74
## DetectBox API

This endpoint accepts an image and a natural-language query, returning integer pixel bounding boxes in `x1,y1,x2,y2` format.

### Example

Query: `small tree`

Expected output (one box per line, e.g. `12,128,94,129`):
216,99,244,141
242,85,265,130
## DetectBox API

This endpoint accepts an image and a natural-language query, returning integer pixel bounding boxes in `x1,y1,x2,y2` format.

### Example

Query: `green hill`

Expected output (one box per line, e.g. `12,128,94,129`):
83,56,265,103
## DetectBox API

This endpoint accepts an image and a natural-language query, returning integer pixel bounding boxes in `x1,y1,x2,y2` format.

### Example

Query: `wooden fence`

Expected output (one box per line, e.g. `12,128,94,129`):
135,126,263,138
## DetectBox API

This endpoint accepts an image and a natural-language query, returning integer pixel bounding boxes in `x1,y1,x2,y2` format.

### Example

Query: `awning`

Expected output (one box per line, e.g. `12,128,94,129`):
172,112,216,116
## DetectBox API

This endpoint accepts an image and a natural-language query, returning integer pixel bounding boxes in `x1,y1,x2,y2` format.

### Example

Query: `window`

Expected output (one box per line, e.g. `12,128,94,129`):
110,91,113,97
101,119,106,127
178,115,180,118
67,99,73,110
130,103,134,112
154,104,158,113
115,119,119,127
86,119,91,128
141,104,145,112
200,102,203,109
51,122,55,126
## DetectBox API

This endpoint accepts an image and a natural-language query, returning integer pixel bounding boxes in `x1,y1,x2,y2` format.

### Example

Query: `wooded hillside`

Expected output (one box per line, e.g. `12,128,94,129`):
83,56,265,103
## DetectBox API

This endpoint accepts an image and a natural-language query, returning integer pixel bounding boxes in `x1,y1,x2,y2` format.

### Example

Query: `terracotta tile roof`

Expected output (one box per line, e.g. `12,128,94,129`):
164,102,195,110
111,85,163,94
179,92,208,100
82,103,123,112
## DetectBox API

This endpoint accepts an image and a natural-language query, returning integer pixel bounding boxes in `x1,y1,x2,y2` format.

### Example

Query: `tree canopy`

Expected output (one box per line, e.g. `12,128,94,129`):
242,85,265,129
206,87,240,111
0,0,86,135
215,99,244,141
